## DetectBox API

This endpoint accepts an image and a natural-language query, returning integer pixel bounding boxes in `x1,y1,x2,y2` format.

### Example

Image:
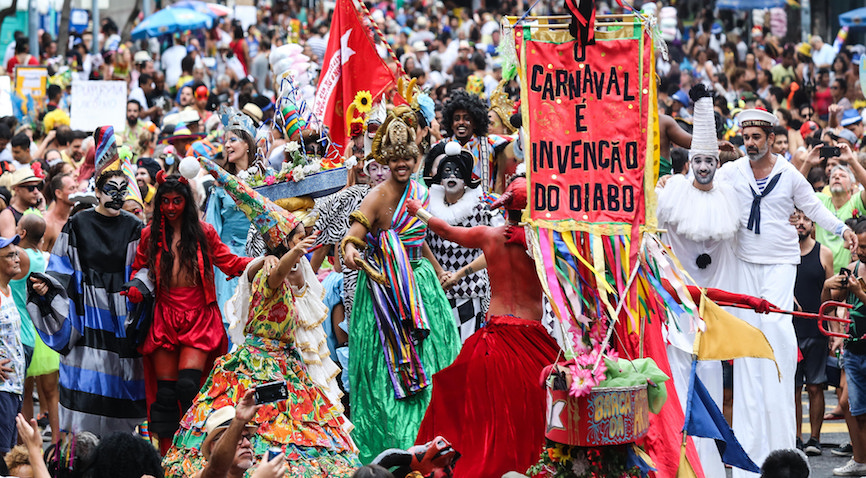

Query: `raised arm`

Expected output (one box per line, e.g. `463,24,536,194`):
661,278,775,313
204,222,254,277
406,199,491,250
792,166,857,250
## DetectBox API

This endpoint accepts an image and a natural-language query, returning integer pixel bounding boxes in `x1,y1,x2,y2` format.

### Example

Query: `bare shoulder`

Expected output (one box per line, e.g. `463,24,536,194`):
819,244,834,265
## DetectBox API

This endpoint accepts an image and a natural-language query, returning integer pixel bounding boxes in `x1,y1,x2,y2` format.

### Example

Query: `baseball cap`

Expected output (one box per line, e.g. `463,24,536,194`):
0,235,20,249
133,51,152,64
832,128,858,145
671,90,690,106
799,121,819,139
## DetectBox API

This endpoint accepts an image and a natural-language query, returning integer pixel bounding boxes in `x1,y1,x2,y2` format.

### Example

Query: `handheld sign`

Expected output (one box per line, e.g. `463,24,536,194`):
70,79,127,132
14,66,48,99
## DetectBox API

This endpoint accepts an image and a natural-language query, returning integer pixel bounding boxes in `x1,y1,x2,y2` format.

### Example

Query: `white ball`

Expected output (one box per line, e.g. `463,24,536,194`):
179,156,201,180
444,141,462,157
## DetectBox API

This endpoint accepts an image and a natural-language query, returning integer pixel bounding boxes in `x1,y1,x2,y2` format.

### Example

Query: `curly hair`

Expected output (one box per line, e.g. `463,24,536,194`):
84,432,164,478
4,445,29,473
442,90,490,138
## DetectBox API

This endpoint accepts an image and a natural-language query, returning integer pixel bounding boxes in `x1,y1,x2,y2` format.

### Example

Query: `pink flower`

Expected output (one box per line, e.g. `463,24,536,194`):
569,367,597,397
264,175,276,185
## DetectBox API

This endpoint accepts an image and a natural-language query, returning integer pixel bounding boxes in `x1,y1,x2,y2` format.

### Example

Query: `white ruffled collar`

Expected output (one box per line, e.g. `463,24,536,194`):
428,185,484,225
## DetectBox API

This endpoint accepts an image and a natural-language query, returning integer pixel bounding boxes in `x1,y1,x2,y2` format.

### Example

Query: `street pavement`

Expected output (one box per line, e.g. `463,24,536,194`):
723,388,851,478
799,388,850,478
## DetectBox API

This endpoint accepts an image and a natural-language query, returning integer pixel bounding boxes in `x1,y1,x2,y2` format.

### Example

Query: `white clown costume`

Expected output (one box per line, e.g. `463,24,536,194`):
657,85,740,478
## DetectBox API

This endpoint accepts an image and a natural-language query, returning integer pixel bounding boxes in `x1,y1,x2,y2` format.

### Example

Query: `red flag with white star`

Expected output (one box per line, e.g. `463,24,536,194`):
313,0,396,156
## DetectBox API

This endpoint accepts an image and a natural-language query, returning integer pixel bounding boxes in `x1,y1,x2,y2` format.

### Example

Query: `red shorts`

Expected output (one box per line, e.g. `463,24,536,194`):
141,286,226,355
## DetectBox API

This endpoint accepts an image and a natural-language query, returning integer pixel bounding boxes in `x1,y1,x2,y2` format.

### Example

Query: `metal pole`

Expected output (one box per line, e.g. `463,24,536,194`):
91,0,99,54
143,0,152,18
28,0,39,59
801,0,811,42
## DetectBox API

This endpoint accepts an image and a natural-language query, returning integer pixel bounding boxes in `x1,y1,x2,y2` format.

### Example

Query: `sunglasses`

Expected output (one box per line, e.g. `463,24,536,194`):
19,183,42,192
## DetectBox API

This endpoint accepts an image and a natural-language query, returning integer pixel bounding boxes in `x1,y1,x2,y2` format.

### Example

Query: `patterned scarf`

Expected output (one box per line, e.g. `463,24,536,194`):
365,180,433,399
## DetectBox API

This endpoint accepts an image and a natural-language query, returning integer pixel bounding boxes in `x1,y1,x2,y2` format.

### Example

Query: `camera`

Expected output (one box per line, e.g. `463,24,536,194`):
254,381,288,404
820,145,841,158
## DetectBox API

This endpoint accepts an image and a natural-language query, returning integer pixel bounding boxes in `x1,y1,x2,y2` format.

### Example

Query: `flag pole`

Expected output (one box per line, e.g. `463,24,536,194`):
352,0,409,79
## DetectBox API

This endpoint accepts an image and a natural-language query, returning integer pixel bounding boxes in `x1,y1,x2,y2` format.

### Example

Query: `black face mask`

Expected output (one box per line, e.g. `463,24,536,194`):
102,182,127,210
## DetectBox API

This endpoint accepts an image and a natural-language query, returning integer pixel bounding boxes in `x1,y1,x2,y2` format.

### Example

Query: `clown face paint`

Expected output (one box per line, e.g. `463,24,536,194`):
690,155,718,186
160,192,186,222
440,159,466,196
100,177,128,210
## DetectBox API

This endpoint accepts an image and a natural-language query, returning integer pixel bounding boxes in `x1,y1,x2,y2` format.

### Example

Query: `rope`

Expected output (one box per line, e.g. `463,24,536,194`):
352,0,409,79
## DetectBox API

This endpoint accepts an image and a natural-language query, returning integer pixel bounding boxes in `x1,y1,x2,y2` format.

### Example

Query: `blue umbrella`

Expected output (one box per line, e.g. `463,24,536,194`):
717,0,784,9
131,8,213,40
840,7,866,29
169,0,219,18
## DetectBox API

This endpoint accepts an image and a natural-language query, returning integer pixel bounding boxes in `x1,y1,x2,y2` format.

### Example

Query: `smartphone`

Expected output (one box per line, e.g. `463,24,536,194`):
820,146,841,158
254,381,288,404
841,267,851,287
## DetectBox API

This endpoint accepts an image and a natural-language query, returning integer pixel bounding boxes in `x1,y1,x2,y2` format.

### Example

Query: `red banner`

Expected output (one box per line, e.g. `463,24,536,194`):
519,29,652,230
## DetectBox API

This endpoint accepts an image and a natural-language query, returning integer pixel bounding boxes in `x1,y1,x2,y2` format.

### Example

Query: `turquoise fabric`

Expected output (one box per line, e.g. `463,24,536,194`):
205,186,251,322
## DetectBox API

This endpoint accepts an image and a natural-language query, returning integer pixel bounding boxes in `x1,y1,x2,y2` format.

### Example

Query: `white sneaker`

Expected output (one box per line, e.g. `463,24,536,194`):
833,459,866,476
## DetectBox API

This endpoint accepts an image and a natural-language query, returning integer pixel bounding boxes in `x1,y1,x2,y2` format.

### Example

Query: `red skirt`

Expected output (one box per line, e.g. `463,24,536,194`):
416,315,560,478
141,286,226,355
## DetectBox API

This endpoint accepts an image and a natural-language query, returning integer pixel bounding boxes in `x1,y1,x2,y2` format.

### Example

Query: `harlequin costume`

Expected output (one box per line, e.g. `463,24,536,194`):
129,181,254,439
163,157,359,477
422,142,502,342
343,106,461,463
414,177,561,478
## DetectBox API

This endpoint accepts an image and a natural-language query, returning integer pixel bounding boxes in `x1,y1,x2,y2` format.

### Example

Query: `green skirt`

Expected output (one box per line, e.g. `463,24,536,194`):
349,258,461,463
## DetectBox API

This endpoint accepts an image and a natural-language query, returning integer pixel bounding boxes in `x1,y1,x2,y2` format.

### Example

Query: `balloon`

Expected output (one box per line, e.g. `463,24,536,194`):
179,156,201,180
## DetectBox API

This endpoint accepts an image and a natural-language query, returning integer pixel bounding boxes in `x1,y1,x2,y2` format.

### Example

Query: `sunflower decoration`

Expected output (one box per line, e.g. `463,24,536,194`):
345,90,374,138
353,90,373,113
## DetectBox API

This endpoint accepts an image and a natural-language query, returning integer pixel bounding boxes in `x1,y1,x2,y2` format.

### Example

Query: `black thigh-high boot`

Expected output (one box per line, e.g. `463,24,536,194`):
176,369,202,415
150,380,180,437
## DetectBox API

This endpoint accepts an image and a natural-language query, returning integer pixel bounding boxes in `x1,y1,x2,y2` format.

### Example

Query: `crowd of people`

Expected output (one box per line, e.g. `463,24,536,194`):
0,0,860,477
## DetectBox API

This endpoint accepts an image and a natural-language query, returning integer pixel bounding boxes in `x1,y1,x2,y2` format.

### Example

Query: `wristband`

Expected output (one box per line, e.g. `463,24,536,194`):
416,208,433,224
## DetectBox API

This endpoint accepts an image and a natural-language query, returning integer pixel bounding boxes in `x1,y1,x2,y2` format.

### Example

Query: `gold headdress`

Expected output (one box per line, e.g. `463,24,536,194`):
369,105,419,165
395,77,419,110
489,80,517,134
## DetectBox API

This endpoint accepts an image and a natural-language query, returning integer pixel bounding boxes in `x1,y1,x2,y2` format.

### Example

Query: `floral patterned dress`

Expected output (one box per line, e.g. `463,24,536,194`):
162,269,360,477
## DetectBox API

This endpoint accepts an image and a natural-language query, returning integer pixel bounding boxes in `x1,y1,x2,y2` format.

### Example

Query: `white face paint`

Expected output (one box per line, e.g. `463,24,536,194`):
690,155,718,185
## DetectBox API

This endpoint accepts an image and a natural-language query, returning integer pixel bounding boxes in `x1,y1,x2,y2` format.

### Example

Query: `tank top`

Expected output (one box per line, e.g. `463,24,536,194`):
9,207,23,224
10,248,47,349
793,242,824,338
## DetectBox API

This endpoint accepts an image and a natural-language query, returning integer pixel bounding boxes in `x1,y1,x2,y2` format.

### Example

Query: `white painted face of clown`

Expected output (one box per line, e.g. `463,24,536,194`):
690,155,718,186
